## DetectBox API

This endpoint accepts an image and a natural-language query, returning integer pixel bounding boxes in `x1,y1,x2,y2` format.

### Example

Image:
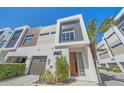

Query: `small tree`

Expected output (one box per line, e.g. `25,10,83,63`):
55,56,69,83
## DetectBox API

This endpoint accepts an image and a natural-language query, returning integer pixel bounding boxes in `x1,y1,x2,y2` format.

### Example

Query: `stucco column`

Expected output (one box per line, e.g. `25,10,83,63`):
87,47,99,83
117,62,124,73
24,56,32,75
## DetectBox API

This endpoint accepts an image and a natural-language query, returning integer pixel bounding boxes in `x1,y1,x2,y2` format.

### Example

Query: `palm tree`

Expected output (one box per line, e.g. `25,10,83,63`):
87,18,97,63
87,19,103,85
96,16,118,56
98,16,115,34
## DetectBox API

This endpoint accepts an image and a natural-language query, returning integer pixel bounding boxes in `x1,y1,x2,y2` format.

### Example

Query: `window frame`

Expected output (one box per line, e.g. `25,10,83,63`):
61,29,75,42
6,30,22,48
40,32,49,36
121,25,124,35
23,35,33,46
0,31,4,36
0,40,6,48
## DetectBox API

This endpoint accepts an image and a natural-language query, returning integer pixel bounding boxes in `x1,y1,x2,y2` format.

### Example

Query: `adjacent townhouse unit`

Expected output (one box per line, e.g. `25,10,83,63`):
0,14,99,83
0,27,12,62
97,8,124,72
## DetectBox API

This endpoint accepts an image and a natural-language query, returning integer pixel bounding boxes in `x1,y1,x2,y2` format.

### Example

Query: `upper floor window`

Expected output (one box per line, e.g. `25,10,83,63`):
61,28,75,42
111,42,123,48
8,31,12,34
23,35,33,46
0,40,6,48
120,25,124,36
106,32,115,39
0,31,4,36
6,30,22,48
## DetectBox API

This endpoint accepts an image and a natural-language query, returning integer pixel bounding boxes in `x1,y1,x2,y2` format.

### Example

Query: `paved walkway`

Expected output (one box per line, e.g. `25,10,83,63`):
0,75,39,86
100,70,124,86
67,81,98,86
28,80,98,86
0,75,98,86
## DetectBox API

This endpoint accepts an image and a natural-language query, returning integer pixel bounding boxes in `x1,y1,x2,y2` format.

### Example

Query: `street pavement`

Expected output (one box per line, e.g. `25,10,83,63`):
100,70,124,86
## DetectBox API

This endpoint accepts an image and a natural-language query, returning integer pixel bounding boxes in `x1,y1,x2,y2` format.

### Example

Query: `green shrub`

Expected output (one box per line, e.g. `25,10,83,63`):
98,67,106,69
55,56,69,83
106,68,111,71
111,65,121,73
0,63,26,80
41,71,56,84
99,65,121,73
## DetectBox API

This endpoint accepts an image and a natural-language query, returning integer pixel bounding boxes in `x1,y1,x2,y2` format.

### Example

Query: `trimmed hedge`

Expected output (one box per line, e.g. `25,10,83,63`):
0,63,26,80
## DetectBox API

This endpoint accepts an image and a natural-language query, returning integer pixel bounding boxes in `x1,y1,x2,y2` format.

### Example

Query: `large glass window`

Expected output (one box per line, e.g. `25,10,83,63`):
7,30,22,48
0,40,6,48
120,25,124,36
23,35,33,46
77,52,85,76
61,29,75,42
0,31,4,36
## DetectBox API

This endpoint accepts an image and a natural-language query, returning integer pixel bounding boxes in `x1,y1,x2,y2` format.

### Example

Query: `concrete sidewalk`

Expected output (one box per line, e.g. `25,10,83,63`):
0,75,98,86
0,75,39,86
28,80,98,86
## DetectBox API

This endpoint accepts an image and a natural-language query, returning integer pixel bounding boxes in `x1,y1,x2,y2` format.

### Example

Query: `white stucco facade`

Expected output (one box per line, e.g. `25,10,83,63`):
0,14,99,83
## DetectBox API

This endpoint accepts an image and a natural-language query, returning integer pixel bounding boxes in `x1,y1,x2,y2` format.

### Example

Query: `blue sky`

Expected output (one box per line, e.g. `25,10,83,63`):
0,7,122,43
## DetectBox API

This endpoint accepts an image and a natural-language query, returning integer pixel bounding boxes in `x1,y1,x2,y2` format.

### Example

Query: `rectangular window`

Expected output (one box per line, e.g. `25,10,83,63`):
23,35,33,46
0,40,6,48
51,32,56,34
61,29,75,42
40,32,49,36
53,51,62,55
120,25,124,36
106,32,115,39
111,42,123,48
7,30,22,48
0,31,4,36
77,52,85,76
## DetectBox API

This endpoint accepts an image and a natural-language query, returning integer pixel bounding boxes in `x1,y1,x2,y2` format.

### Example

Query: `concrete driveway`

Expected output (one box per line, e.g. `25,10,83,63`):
100,70,124,86
0,75,39,86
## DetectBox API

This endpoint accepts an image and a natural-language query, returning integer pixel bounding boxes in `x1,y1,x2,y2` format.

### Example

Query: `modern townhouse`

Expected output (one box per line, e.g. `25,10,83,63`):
0,14,99,83
97,8,124,72
0,28,12,62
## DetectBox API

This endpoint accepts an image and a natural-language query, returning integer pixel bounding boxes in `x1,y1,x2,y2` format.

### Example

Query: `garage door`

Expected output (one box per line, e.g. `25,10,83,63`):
29,56,47,75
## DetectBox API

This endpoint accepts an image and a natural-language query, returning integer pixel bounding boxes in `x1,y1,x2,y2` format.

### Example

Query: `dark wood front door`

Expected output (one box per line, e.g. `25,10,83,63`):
69,52,78,76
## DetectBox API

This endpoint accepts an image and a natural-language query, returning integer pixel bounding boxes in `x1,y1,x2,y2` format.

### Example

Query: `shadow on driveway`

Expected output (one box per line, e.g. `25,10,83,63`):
100,73,124,83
